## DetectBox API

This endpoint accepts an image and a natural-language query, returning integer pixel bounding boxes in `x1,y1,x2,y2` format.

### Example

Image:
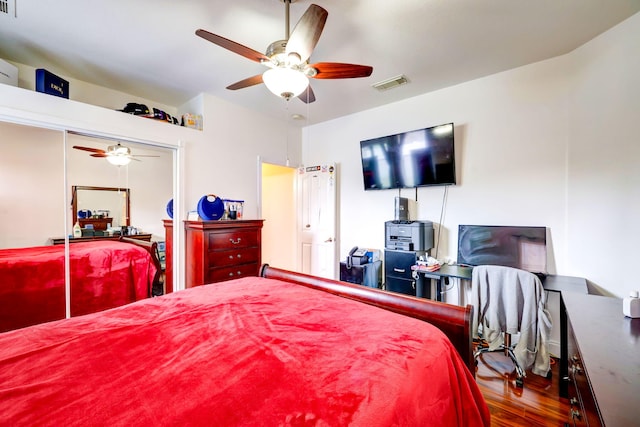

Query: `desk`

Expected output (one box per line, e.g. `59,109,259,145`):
411,264,473,302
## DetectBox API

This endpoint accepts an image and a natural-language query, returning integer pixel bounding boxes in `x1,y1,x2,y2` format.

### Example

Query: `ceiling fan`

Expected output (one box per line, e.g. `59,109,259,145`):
72,143,158,166
195,0,373,103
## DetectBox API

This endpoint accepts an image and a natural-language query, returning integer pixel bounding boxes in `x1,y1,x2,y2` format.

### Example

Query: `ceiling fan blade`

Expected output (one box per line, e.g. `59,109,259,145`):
73,145,106,154
226,74,264,90
90,153,109,158
310,62,373,79
298,85,316,104
195,29,270,63
131,155,160,158
286,4,328,63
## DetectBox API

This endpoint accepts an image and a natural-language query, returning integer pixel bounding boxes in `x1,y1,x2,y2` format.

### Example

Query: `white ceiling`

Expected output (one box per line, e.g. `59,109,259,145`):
1,0,638,126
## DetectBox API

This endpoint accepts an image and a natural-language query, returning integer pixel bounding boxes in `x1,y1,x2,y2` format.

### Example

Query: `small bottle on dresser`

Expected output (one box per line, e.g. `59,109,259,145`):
623,290,640,318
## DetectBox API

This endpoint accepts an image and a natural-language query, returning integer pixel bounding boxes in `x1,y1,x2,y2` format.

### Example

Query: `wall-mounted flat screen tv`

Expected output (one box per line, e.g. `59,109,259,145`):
360,123,456,190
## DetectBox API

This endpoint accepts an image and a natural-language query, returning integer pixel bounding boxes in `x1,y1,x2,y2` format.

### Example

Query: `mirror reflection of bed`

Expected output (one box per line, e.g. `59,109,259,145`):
0,120,174,332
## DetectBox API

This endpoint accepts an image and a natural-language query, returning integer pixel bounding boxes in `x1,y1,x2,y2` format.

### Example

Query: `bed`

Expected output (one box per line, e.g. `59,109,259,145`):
0,237,160,333
0,265,489,426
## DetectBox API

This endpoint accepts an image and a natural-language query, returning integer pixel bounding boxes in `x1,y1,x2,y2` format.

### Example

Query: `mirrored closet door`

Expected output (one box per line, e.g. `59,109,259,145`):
0,120,176,332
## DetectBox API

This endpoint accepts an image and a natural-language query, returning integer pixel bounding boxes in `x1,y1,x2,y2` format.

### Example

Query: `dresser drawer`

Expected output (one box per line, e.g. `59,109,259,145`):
208,247,259,268
567,318,601,427
207,262,259,282
207,230,259,250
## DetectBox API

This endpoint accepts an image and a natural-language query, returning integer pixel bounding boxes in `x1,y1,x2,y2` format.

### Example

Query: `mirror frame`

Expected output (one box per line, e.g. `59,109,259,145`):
71,185,131,228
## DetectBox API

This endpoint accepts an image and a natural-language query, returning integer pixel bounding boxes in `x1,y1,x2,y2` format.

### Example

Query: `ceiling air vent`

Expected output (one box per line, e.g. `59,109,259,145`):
0,0,16,17
372,75,409,92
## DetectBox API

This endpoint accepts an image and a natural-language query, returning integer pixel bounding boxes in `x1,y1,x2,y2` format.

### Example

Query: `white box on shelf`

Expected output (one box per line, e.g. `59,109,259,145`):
0,59,18,87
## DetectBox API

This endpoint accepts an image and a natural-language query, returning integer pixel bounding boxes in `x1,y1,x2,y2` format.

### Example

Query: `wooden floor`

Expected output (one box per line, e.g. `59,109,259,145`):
475,352,570,426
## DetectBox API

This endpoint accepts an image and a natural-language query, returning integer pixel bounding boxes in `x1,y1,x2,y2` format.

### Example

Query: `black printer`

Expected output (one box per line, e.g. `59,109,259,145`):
385,220,434,251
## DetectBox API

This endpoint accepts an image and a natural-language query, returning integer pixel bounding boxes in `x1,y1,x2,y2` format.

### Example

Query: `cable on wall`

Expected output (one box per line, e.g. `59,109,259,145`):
434,185,449,260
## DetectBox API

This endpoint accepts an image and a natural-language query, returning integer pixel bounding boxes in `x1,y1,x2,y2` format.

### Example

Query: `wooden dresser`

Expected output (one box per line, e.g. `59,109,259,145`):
163,219,173,294
78,217,113,230
184,220,264,289
562,292,640,426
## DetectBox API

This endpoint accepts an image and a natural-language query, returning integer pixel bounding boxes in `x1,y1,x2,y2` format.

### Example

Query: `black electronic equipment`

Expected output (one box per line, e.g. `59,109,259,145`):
385,220,434,251
394,196,408,221
360,123,456,190
457,225,547,274
346,246,369,268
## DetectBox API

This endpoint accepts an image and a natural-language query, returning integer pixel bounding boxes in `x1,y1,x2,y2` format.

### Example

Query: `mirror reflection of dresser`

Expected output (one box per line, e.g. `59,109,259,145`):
78,217,113,230
72,186,131,230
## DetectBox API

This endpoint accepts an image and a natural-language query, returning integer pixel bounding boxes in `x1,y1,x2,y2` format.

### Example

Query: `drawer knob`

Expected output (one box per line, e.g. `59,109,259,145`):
570,397,578,406
237,254,241,258
393,268,406,273
230,238,242,245
228,272,234,277
570,409,581,420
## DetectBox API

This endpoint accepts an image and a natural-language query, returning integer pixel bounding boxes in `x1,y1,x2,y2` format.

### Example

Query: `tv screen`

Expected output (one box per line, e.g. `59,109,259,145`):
457,225,547,274
360,123,456,190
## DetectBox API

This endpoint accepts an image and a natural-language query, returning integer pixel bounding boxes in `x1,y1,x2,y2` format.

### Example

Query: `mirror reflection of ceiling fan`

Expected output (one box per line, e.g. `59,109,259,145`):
72,143,159,166
195,1,373,103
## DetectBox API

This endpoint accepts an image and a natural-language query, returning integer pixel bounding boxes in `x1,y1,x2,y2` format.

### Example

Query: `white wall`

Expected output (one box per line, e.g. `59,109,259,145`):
181,93,301,220
302,12,639,299
0,122,65,247
566,12,640,296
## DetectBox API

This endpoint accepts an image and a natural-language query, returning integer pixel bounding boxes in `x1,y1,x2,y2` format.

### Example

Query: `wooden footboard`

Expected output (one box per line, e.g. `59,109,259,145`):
259,264,474,376
120,237,163,297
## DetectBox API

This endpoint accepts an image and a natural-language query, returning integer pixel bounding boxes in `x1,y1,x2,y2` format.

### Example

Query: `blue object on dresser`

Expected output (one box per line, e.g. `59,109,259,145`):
197,195,224,221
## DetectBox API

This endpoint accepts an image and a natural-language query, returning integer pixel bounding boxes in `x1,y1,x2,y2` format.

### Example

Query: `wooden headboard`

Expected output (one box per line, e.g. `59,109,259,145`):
259,264,474,376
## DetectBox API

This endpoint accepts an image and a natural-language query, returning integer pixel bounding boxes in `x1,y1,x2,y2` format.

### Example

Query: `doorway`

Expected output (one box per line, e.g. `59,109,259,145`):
260,162,297,271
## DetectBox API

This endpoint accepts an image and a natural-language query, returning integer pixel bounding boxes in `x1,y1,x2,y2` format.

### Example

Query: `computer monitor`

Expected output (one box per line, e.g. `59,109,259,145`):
457,225,547,274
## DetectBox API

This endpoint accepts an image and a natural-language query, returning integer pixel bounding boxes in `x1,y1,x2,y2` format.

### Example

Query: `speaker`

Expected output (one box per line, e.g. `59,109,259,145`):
394,196,408,221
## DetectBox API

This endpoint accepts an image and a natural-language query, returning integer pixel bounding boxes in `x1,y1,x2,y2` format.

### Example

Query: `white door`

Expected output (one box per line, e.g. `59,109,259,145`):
297,164,337,279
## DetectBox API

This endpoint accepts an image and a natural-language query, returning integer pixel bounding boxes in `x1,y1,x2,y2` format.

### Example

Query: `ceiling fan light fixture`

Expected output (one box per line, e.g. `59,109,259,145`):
263,67,309,100
106,155,132,166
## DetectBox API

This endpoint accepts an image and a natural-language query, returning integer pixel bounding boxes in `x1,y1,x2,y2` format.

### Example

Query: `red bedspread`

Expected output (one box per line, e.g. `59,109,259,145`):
0,241,155,332
0,276,489,426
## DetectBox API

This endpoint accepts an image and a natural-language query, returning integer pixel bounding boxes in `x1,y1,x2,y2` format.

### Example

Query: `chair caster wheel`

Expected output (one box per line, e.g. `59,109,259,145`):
515,378,524,388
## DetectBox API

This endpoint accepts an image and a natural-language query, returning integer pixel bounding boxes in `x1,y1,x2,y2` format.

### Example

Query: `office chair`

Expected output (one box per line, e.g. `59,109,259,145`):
470,265,551,387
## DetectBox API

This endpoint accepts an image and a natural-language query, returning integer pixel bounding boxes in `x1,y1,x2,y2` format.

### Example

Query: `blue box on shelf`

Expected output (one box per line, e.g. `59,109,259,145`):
35,68,69,99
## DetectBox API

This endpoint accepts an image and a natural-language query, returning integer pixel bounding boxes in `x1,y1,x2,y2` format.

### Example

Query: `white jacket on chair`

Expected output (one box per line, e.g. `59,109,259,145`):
471,265,552,377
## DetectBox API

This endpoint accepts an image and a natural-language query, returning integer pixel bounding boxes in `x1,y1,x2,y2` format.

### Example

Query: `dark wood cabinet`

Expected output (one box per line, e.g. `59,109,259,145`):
384,250,427,297
561,292,640,427
566,317,598,426
184,220,264,289
78,217,113,230
163,219,173,294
